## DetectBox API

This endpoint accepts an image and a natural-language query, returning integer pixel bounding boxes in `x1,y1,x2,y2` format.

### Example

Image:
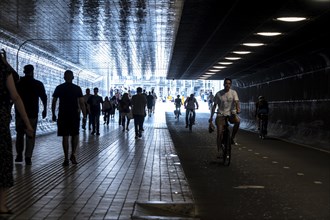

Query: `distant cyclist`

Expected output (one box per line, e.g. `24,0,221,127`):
209,78,241,145
208,91,214,110
184,94,199,128
255,96,269,134
174,95,183,118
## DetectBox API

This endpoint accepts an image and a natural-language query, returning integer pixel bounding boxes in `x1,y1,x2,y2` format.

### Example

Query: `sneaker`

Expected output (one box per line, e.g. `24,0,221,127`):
231,138,238,145
96,132,100,136
25,157,32,165
15,155,23,162
91,131,95,135
135,136,139,139
138,133,142,138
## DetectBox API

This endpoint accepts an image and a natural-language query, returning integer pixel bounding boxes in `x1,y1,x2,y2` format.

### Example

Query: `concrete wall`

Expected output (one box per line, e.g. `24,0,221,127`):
235,49,330,152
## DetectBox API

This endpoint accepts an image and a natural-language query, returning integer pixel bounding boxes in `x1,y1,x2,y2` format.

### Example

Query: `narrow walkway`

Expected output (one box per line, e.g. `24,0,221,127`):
7,103,196,220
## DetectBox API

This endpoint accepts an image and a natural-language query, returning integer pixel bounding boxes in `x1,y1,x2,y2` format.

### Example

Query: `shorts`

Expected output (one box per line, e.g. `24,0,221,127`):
57,115,80,136
215,114,240,128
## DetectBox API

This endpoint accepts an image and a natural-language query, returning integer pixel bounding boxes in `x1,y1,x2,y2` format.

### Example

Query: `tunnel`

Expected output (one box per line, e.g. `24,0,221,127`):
1,0,329,151
0,1,329,219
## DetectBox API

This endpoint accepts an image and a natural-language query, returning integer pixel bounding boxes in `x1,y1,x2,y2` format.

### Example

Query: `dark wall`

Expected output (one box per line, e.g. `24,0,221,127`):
235,49,330,151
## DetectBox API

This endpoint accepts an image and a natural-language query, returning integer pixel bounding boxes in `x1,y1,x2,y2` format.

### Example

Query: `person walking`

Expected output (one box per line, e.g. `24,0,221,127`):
151,89,157,113
118,93,131,131
15,64,47,165
131,87,147,139
0,49,33,214
51,70,86,166
87,87,103,135
146,91,154,117
109,96,117,119
102,96,112,125
82,88,91,130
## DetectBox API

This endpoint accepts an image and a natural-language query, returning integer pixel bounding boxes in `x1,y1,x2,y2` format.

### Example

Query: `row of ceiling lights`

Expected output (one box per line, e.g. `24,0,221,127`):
199,16,307,80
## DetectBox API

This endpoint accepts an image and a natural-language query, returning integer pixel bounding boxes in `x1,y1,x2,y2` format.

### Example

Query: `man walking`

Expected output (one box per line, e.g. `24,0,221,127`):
51,70,86,166
131,87,147,139
82,88,91,130
15,64,47,165
87,87,103,135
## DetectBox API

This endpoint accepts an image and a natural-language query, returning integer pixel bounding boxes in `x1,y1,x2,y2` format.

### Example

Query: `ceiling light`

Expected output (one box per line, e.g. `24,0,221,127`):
275,17,306,22
243,43,264,47
225,57,241,60
233,51,251,55
256,32,282,36
209,69,220,72
218,62,233,65
213,65,227,69
205,72,216,75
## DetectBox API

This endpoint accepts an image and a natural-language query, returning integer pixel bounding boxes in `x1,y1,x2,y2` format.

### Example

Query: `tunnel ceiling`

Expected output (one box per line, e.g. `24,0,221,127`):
0,0,329,82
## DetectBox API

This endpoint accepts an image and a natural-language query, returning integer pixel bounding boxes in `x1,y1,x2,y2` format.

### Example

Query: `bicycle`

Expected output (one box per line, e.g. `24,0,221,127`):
174,107,181,120
217,115,231,166
259,114,268,139
187,109,194,131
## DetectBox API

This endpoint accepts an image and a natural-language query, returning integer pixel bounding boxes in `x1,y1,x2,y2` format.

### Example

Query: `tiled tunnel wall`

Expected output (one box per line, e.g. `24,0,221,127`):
0,43,97,137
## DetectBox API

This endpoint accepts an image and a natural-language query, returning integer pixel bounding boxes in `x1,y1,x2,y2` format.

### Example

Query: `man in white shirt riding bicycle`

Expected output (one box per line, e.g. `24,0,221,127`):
209,78,241,145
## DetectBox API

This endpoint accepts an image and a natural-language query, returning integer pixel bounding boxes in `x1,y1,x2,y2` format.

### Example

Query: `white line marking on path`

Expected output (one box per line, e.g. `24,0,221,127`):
233,185,265,189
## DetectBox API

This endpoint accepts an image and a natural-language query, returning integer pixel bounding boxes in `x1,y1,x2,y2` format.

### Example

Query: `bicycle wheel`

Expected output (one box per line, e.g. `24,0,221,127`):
216,130,222,158
222,130,231,166
189,115,193,131
259,116,266,139
188,111,193,131
259,118,264,139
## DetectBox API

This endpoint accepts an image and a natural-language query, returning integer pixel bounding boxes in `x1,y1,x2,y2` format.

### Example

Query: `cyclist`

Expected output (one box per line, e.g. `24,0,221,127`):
184,94,199,128
174,95,183,118
208,91,214,110
255,96,269,134
209,78,241,146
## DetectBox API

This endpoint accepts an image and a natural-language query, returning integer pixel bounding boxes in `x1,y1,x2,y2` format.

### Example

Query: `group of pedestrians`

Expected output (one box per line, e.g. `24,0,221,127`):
80,87,157,139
